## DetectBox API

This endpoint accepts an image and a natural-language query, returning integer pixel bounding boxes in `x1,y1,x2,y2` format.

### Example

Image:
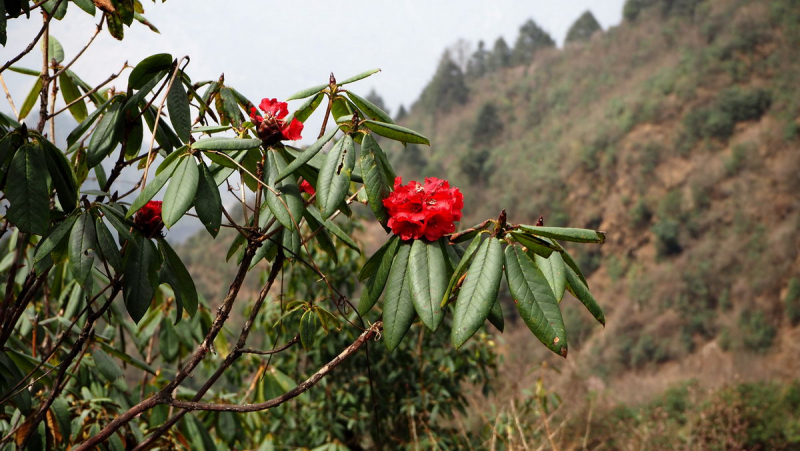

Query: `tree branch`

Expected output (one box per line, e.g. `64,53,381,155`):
0,0,65,75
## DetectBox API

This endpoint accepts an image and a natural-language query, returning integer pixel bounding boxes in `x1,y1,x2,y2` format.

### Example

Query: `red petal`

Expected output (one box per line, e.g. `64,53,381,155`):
259,98,289,119
281,118,304,141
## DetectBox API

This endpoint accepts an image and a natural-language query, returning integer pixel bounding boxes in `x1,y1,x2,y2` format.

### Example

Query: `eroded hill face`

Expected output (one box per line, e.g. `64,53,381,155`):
391,0,800,403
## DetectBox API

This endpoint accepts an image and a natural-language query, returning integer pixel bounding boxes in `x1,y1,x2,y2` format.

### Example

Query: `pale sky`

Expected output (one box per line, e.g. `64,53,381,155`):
2,1,624,130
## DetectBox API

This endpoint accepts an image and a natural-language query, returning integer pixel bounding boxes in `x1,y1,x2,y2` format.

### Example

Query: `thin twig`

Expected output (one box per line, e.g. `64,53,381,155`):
51,15,104,80
0,74,19,117
0,0,65,74
49,63,127,118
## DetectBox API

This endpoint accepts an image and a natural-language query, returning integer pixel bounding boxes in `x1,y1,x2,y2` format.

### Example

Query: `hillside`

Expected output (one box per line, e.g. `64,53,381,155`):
176,0,800,447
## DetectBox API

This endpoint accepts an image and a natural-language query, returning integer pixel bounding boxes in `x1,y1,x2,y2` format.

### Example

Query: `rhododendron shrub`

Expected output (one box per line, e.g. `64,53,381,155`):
0,6,605,449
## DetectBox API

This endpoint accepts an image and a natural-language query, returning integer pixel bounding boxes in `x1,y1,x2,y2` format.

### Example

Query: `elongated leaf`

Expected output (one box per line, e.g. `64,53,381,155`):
159,318,179,361
302,209,337,264
216,87,243,126
167,74,191,143
123,235,159,323
33,215,78,270
316,135,355,218
125,117,144,158
128,53,172,90
68,212,96,290
442,234,483,307
504,245,567,357
59,72,87,122
97,204,135,245
339,68,381,85
359,235,398,282
158,238,198,317
47,34,64,61
141,103,174,153
276,126,337,183
71,0,95,15
7,66,40,76
488,300,504,332
41,138,78,211
65,69,105,106
408,239,448,331
193,137,262,152
534,251,566,303
95,217,122,272
452,237,503,348
363,120,429,145
87,98,123,168
357,236,400,316
6,145,49,235
359,134,392,225
382,243,415,351
92,349,123,382
162,156,199,228
300,310,317,350
347,91,394,124
265,151,304,231
19,77,43,120
560,247,588,287
305,206,359,252
42,0,67,20
281,226,301,258
195,161,222,237
565,265,605,326
287,91,324,124
510,232,559,258
519,225,606,244
126,155,181,218
286,84,327,101
67,95,114,147
192,125,230,134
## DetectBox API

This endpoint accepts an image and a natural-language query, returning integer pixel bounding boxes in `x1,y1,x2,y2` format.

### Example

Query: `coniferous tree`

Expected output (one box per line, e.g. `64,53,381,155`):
418,50,469,113
511,19,555,66
471,102,503,147
395,104,408,121
365,88,390,116
488,37,512,72
466,40,490,78
566,11,602,44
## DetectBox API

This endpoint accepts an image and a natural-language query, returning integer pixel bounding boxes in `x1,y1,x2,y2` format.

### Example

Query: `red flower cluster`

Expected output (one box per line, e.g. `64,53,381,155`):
383,177,464,241
135,201,163,237
250,98,303,145
299,180,315,196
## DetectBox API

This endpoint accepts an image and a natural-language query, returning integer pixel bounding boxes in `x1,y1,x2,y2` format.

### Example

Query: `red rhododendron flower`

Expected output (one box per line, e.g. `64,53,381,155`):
250,98,303,145
135,201,163,237
299,180,315,196
382,177,464,241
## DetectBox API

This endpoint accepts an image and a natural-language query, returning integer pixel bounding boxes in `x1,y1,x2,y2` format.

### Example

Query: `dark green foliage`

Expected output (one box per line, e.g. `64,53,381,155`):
682,88,772,143
488,37,512,71
652,219,682,256
467,40,489,78
511,19,555,66
623,0,659,21
566,11,602,44
471,102,503,147
364,89,390,116
417,51,469,113
785,278,800,326
739,309,777,353
459,147,492,184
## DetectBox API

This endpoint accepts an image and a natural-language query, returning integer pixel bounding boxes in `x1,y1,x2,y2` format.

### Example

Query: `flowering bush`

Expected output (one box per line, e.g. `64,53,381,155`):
383,177,464,241
250,98,304,144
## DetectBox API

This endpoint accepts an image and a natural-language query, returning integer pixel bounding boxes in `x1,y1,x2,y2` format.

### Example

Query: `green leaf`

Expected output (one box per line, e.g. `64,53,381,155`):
157,239,198,318
51,397,71,442
59,72,87,122
357,236,400,316
300,310,317,350
519,225,606,244
134,12,159,33
47,35,64,62
316,135,355,219
95,217,122,272
287,91,324,123
560,247,589,287
408,239,448,331
442,234,482,307
71,0,95,15
97,204,135,245
281,226,301,258
33,214,78,270
363,120,430,145
6,145,49,235
510,232,560,258
126,154,181,218
303,209,337,264
504,245,567,357
286,84,327,101
216,87,243,126
339,68,381,85
123,235,159,323
359,134,392,226
382,242,415,351
565,265,605,326
305,206,359,252
193,137,262,152
276,126,337,183
452,237,504,349
125,117,144,158
534,251,566,303
191,125,230,134
346,91,394,124
65,69,105,106
162,156,199,228
67,95,115,147
158,318,179,361
92,349,123,382
87,97,123,168
358,235,398,282
167,74,191,143
195,161,222,237
7,66,40,76
42,0,67,20
41,138,78,211
265,151,304,232
19,77,43,120
488,300,504,332
128,53,172,90
68,212,96,291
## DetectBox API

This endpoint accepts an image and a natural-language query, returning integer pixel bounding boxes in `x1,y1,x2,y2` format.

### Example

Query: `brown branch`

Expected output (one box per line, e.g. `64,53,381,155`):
35,9,50,132
0,0,65,75
49,63,127,118
0,74,19,117
51,15,104,80
168,321,381,413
